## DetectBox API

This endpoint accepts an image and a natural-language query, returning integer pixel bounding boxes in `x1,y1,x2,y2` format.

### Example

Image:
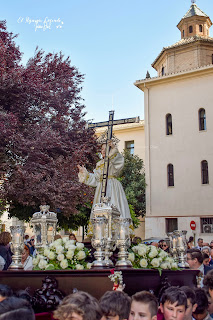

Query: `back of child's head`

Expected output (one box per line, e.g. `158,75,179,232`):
160,287,187,308
0,284,13,300
204,269,213,290
0,296,35,320
193,288,208,315
99,290,131,320
54,291,102,320
180,286,196,305
132,291,158,317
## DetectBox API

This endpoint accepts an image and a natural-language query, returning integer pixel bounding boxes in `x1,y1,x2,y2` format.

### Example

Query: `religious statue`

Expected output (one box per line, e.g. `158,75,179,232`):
77,140,131,220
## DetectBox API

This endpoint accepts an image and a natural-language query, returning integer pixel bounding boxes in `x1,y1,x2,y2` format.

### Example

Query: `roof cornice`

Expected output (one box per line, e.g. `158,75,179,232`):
134,64,213,91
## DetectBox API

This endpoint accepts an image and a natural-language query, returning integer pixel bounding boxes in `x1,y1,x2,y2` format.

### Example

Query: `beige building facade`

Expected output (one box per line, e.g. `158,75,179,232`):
135,2,213,242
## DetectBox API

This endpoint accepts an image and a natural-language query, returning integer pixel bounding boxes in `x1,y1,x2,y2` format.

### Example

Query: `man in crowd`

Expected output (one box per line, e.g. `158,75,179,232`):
193,288,212,320
180,286,197,320
196,239,204,251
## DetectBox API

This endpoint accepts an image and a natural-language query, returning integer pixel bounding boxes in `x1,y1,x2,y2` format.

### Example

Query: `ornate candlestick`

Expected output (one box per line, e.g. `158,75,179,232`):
91,215,107,268
167,231,178,262
116,218,132,268
31,205,58,249
9,225,26,269
173,230,188,268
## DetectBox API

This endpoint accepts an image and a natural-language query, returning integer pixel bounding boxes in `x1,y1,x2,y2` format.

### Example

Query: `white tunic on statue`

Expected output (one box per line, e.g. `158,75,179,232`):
78,148,131,219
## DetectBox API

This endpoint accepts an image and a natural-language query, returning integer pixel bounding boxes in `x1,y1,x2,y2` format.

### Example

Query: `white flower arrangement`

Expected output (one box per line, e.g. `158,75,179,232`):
33,238,91,270
128,243,178,274
108,270,123,284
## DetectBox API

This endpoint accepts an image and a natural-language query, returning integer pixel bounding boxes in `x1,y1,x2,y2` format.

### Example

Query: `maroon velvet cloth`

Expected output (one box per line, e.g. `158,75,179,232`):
35,312,54,320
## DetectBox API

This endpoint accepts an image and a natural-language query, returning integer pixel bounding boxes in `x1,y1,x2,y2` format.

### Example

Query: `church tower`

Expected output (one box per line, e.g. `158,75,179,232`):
152,1,213,76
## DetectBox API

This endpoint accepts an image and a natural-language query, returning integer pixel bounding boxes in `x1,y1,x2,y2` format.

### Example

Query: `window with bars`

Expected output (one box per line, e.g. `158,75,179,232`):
166,114,172,135
201,160,209,184
125,140,134,155
201,218,213,233
199,108,206,131
167,164,174,187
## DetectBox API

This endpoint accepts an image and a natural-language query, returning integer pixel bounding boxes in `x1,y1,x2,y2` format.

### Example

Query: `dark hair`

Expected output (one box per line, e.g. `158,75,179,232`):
0,232,11,246
0,285,13,298
160,287,187,308
132,291,158,317
100,291,131,320
202,252,209,260
189,236,194,242
180,286,196,306
187,249,203,264
0,297,35,320
203,269,213,290
54,291,102,320
193,288,208,314
198,238,203,242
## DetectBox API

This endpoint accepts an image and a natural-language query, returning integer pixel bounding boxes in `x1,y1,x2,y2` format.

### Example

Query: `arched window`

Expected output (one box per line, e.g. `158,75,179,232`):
201,160,209,184
183,30,185,37
199,25,203,32
189,26,193,33
167,164,174,187
166,114,172,135
199,108,206,131
162,67,165,76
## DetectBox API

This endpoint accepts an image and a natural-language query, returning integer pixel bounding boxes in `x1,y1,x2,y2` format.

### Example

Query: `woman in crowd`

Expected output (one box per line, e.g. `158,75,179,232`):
0,232,13,270
21,245,33,270
69,233,77,241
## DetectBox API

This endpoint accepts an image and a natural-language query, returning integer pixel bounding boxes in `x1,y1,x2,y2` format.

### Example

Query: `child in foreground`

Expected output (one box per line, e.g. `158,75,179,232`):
129,291,158,320
99,290,131,320
159,287,187,320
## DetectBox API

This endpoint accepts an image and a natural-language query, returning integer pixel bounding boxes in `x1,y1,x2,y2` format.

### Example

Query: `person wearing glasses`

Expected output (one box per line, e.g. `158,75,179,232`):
162,240,170,253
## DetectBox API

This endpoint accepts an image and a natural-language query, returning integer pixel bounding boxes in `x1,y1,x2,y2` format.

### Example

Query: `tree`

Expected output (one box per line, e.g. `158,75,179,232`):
119,150,146,224
0,21,98,224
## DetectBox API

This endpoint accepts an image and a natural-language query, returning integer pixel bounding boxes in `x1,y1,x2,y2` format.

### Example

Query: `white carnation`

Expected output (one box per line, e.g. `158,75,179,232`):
159,250,168,258
76,242,84,250
128,252,135,262
151,258,160,268
76,250,86,260
55,246,64,254
44,248,50,257
140,258,148,268
171,262,178,269
53,239,62,246
48,251,55,260
148,247,158,258
57,253,65,261
132,245,139,253
86,263,92,269
138,247,146,257
160,261,170,269
65,244,76,250
60,259,68,269
62,237,69,243
66,250,74,259
76,264,84,270
38,259,48,270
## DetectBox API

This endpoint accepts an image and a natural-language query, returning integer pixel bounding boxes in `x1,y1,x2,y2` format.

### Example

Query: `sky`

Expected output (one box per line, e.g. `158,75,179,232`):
2,0,213,123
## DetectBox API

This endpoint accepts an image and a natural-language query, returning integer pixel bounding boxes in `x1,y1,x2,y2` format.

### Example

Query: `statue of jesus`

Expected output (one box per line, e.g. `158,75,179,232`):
77,140,131,220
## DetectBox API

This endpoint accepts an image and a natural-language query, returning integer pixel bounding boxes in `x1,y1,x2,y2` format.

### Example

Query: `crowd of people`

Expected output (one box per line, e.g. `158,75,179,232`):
0,270,213,320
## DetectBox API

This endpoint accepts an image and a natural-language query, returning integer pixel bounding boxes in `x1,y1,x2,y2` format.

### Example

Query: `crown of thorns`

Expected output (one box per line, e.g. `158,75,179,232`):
97,131,120,145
